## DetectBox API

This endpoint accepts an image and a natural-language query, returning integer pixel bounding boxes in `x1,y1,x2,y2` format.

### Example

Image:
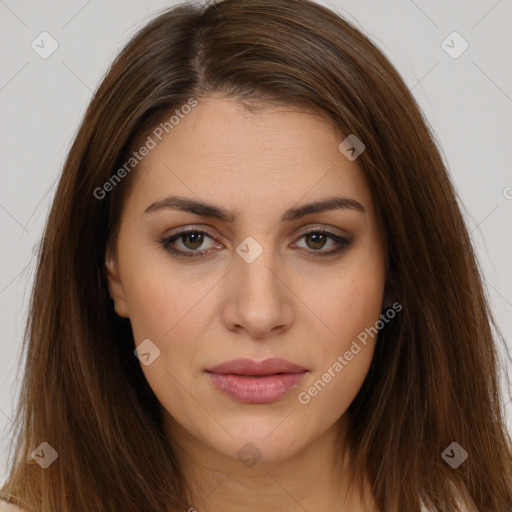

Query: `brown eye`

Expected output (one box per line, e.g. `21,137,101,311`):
159,229,221,259
181,232,205,250
294,229,352,256
304,232,329,250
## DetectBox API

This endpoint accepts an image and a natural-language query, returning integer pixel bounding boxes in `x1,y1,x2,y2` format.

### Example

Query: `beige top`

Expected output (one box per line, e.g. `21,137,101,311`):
0,501,24,512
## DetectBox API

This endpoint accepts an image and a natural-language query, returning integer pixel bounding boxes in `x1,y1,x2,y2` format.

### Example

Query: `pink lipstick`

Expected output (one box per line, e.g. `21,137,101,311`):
205,358,307,404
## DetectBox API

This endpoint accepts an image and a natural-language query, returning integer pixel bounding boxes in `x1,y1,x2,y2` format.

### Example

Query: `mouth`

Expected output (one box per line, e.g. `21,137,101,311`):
205,358,308,404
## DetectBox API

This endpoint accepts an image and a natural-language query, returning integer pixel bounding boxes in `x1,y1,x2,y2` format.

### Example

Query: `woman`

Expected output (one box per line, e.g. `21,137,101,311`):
1,0,511,510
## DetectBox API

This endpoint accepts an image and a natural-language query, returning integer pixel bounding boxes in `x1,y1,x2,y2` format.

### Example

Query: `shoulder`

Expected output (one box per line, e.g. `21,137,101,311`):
0,500,26,512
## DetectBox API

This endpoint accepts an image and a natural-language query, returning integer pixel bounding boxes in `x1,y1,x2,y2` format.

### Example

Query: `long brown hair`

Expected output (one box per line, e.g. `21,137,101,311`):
2,0,511,510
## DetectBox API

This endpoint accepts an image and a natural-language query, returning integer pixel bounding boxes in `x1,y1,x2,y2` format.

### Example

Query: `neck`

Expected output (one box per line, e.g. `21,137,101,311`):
163,413,374,512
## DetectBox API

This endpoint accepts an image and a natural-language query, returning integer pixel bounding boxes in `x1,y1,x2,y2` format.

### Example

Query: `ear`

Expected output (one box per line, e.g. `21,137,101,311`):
105,244,130,318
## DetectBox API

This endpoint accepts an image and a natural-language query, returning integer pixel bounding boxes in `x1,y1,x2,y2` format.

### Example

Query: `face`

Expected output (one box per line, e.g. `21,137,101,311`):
106,96,386,466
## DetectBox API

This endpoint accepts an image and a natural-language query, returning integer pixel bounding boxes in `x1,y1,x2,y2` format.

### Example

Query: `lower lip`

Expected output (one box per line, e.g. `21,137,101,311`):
206,372,306,404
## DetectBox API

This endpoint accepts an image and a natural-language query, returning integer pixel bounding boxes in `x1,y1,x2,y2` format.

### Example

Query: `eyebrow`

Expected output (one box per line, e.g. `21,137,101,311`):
143,195,366,222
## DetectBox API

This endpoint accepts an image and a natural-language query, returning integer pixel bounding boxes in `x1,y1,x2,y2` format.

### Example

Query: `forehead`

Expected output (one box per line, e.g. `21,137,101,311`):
125,96,375,219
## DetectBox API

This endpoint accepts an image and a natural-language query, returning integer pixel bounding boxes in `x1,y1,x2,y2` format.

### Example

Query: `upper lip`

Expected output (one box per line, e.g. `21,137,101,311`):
206,358,307,376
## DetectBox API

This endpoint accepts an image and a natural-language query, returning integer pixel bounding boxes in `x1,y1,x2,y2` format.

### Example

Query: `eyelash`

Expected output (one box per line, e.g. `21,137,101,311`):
158,228,352,259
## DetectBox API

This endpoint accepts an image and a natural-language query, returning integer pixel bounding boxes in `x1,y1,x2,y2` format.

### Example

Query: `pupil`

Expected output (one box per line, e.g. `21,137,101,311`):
308,233,326,250
185,232,203,249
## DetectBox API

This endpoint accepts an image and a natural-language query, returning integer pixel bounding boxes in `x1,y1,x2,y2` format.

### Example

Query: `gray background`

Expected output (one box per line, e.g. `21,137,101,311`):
1,0,511,483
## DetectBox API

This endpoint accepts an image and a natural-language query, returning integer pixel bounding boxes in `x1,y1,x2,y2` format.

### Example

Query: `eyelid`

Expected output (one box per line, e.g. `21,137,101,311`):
164,225,217,237
297,224,352,239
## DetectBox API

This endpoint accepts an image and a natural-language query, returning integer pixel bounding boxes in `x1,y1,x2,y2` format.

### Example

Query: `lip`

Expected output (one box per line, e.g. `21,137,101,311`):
205,358,307,404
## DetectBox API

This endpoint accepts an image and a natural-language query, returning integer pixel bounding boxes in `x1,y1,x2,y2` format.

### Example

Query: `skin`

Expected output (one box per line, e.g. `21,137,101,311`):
106,96,386,511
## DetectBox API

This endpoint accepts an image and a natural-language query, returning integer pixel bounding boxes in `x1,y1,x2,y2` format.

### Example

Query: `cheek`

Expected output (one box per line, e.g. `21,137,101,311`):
297,344,374,436
297,278,384,429
121,249,213,341
127,279,208,431
126,274,207,394
122,260,214,406
314,258,385,356
298,253,384,418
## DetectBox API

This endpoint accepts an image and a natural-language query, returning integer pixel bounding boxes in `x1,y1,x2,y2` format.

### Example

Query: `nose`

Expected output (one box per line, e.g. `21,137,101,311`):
220,238,294,339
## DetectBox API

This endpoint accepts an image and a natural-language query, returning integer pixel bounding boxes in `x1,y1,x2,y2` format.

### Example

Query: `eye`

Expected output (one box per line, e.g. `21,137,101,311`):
292,228,352,256
159,229,221,258
159,227,352,260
